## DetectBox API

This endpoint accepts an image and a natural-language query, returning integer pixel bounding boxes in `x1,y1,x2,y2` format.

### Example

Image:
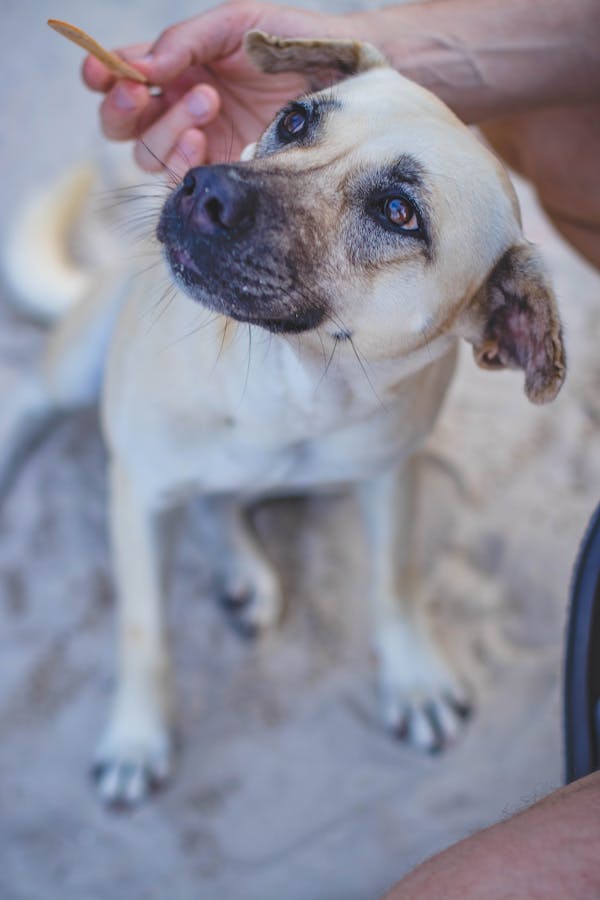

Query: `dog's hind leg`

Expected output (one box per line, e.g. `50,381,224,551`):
359,457,472,753
0,271,130,503
207,497,284,637
0,370,57,504
93,460,172,807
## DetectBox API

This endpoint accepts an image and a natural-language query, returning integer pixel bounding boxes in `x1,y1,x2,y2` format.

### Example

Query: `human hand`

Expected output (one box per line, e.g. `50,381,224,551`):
82,1,367,173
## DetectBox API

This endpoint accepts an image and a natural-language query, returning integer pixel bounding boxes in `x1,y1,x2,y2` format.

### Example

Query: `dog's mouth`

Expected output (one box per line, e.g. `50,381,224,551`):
165,245,203,282
162,241,327,335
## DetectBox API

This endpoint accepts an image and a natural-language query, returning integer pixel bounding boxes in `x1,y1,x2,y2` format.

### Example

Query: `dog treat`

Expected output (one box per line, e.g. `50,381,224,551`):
47,19,148,84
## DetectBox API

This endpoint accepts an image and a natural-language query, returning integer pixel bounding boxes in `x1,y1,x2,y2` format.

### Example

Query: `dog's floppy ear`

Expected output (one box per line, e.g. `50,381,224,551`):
457,242,566,404
244,29,387,76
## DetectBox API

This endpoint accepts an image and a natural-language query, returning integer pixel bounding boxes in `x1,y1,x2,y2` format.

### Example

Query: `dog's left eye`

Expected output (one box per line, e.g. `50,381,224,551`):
278,106,309,141
380,196,420,231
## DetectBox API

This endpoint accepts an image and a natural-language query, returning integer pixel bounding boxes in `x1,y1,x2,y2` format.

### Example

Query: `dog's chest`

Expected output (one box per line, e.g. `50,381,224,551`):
104,299,455,501
129,404,418,503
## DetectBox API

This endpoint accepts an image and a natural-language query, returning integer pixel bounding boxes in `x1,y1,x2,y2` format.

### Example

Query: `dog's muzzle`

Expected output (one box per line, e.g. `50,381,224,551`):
157,164,328,334
171,167,257,237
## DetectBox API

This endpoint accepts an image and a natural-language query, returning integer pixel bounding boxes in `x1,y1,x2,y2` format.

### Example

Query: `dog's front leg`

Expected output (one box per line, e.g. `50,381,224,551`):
359,458,471,753
93,461,172,806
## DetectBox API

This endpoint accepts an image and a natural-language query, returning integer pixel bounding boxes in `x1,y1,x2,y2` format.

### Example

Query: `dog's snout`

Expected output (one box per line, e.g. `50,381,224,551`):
177,166,256,234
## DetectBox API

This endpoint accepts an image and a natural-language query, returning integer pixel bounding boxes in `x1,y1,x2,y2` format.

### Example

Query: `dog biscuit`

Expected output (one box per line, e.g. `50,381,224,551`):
47,19,148,84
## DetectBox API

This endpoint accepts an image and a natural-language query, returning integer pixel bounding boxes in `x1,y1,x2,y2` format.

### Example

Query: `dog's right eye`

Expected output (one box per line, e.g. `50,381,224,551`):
382,197,419,231
277,106,309,142
369,193,422,236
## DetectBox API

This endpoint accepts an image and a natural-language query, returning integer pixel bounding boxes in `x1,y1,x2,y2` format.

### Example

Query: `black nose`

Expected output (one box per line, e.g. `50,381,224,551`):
177,165,256,234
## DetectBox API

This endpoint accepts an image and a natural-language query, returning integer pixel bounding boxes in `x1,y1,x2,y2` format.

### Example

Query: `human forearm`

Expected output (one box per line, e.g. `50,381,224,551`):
352,0,600,123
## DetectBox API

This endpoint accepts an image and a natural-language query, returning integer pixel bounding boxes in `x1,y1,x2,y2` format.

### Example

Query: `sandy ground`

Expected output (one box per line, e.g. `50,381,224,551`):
1,2,600,899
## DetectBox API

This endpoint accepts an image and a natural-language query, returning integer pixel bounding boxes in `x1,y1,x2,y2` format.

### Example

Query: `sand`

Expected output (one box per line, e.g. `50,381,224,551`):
1,2,600,898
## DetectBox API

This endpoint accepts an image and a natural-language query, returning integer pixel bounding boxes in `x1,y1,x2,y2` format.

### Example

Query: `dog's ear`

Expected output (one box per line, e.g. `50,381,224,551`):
457,242,566,404
244,29,387,76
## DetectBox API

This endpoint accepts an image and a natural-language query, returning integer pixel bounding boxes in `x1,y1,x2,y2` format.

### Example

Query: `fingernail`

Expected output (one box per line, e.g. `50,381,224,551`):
113,84,138,111
187,89,212,120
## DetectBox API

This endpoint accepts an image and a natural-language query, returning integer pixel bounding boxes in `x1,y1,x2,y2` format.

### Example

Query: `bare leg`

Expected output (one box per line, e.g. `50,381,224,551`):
93,461,172,806
359,458,470,752
383,773,600,899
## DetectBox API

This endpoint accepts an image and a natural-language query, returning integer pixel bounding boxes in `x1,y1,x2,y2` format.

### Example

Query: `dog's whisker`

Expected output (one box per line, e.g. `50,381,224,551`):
263,331,274,365
95,181,172,195
110,217,160,238
104,211,164,229
241,323,253,401
95,200,167,217
110,201,166,216
93,182,172,219
170,142,195,175
224,117,236,165
117,211,164,226
113,219,162,238
158,310,223,354
316,328,328,368
138,138,181,187
322,307,352,340
217,317,231,362
319,307,384,408
142,283,178,332
347,335,385,408
133,258,164,279
201,316,234,377
98,194,169,205
144,284,175,320
89,182,169,255
120,249,164,266
315,334,339,395
150,291,178,332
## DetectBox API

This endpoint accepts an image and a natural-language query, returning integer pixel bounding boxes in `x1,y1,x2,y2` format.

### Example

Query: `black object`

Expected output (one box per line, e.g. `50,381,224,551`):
564,501,600,782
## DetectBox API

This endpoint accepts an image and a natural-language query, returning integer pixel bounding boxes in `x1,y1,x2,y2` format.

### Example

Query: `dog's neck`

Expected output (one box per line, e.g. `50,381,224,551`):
225,318,457,408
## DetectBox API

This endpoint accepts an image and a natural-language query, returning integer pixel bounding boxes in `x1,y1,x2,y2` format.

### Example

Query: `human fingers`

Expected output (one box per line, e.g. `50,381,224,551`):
134,3,264,86
84,2,253,146
98,82,159,140
84,40,161,142
133,84,220,171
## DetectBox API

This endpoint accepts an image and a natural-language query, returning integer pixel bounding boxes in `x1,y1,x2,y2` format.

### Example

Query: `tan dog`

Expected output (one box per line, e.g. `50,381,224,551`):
2,32,565,806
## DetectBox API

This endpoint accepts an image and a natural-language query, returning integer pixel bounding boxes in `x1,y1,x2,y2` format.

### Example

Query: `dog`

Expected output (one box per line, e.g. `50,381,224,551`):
1,31,565,806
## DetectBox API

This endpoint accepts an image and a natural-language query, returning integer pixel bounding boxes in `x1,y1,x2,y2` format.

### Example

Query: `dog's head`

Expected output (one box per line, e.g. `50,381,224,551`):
158,31,565,404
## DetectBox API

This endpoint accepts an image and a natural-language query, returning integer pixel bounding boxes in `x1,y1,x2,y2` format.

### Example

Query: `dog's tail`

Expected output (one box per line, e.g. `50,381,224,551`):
3,163,98,325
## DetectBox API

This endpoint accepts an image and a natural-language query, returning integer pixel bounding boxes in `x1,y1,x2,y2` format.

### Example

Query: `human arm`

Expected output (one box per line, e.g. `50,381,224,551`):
82,0,600,172
367,0,600,124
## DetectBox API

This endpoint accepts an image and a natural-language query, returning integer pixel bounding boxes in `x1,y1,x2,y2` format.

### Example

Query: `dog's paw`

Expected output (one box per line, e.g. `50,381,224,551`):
92,719,172,808
379,680,472,753
218,564,283,637
376,621,472,753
